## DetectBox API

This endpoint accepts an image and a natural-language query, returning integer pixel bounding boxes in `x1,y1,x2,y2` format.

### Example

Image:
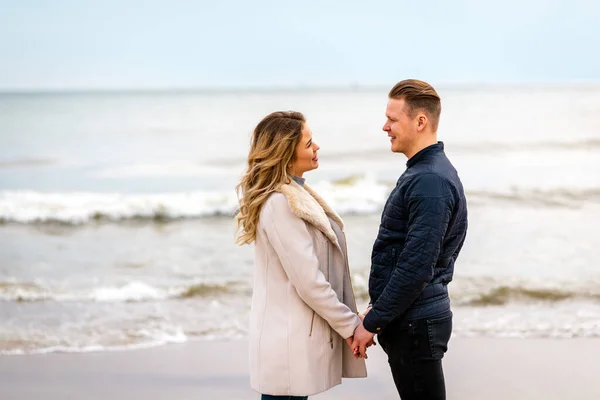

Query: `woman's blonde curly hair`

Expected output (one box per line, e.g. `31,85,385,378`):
235,111,305,245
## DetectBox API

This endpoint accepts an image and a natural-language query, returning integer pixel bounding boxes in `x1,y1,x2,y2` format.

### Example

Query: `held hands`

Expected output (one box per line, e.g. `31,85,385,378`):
351,323,376,359
345,307,377,359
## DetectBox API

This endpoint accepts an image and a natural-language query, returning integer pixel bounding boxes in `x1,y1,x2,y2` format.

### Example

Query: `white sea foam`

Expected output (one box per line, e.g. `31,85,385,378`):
0,280,235,303
451,301,600,339
89,281,172,302
4,275,600,307
3,275,600,356
3,301,600,356
0,189,239,224
0,177,390,224
3,177,598,224
0,326,189,356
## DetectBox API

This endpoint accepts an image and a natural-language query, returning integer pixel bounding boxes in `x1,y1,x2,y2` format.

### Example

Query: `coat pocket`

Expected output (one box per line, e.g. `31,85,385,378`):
308,311,334,349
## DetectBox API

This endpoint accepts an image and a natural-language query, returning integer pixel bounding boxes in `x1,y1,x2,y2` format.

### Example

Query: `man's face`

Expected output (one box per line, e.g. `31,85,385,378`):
382,98,417,154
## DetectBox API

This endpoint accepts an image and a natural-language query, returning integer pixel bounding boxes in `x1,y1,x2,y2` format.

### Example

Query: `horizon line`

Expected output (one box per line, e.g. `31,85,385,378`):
1,81,600,95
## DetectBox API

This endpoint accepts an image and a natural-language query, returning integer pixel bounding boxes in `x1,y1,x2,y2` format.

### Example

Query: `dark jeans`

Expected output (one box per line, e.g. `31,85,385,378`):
261,396,308,400
377,312,453,400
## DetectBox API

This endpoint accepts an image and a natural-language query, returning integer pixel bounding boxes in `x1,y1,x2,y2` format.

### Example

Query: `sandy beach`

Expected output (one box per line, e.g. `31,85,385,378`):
1,337,599,399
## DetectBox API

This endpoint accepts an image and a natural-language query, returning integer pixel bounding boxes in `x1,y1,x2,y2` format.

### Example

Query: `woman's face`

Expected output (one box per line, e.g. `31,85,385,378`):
289,123,320,178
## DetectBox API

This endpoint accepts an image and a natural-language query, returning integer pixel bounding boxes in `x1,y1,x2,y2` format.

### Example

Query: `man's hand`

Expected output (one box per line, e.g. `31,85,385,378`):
351,323,376,359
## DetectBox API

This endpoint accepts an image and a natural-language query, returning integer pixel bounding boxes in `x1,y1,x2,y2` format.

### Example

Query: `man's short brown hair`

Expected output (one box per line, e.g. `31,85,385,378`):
389,79,441,131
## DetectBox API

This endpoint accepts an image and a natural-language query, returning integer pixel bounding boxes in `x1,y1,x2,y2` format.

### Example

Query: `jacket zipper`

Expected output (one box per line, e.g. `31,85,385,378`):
327,241,334,349
319,242,335,349
342,232,359,311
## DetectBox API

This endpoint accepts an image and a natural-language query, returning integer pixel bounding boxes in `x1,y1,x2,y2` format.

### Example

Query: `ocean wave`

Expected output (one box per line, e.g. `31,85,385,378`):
4,318,600,356
454,285,600,306
0,280,243,303
352,275,600,306
449,276,600,306
466,187,600,207
0,177,391,224
3,276,600,355
8,276,597,306
3,300,600,356
2,178,599,225
0,326,189,356
0,281,54,302
0,190,240,224
0,157,57,168
13,276,595,307
451,301,600,339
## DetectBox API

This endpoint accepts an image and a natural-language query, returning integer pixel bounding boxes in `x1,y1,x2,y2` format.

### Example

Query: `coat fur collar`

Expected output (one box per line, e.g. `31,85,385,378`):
276,179,344,246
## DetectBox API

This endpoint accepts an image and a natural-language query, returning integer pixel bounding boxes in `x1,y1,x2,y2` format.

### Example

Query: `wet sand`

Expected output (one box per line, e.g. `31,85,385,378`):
1,337,599,399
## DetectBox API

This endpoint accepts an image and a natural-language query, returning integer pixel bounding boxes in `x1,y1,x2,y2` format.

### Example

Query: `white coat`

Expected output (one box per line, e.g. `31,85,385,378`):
249,180,367,396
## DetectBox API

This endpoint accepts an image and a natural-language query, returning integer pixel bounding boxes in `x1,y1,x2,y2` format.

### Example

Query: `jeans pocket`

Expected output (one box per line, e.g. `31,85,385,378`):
426,313,453,359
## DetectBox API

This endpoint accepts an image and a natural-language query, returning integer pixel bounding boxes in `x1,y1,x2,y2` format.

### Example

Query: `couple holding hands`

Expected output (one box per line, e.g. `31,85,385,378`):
236,79,468,400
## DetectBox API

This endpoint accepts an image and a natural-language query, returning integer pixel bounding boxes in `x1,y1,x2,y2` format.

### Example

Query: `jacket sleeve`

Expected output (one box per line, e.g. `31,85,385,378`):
363,173,454,333
260,194,360,339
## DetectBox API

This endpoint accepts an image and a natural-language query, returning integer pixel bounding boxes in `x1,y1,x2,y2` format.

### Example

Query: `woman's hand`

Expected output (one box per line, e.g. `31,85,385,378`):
358,306,372,321
346,336,361,358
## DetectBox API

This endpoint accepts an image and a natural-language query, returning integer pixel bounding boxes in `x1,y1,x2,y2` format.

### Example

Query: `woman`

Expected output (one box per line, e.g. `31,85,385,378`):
236,111,367,399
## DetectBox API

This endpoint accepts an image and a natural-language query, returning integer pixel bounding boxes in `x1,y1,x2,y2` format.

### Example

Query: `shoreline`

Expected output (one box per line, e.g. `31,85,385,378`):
1,337,599,399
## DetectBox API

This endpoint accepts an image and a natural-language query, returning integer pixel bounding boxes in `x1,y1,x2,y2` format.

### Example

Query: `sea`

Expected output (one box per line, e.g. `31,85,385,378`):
1,86,600,355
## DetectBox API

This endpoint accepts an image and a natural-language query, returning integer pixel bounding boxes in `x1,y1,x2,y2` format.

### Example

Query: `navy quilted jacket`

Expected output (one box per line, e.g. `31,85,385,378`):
363,142,468,333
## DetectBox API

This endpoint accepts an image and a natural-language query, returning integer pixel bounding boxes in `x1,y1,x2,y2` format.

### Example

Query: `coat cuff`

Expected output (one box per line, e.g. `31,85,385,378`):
362,309,382,334
339,314,362,339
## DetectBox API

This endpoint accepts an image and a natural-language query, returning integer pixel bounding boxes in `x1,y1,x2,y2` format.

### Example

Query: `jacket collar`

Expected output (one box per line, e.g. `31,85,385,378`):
406,141,444,168
276,179,343,246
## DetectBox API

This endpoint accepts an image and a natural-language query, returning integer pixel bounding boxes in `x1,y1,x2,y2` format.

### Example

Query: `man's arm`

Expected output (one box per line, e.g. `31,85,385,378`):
362,173,454,333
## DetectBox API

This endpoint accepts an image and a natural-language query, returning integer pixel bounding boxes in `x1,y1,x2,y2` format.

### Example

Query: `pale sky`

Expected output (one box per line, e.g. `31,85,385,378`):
1,0,599,90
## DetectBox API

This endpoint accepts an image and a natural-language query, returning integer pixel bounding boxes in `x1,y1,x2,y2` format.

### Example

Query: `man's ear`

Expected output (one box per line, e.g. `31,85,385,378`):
416,114,428,132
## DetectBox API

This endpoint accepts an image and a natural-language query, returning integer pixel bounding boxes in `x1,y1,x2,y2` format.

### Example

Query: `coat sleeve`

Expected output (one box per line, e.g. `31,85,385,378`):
260,194,360,339
363,173,454,333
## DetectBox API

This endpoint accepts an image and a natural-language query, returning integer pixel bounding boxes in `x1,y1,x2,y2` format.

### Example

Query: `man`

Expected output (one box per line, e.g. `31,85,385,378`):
352,79,468,400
